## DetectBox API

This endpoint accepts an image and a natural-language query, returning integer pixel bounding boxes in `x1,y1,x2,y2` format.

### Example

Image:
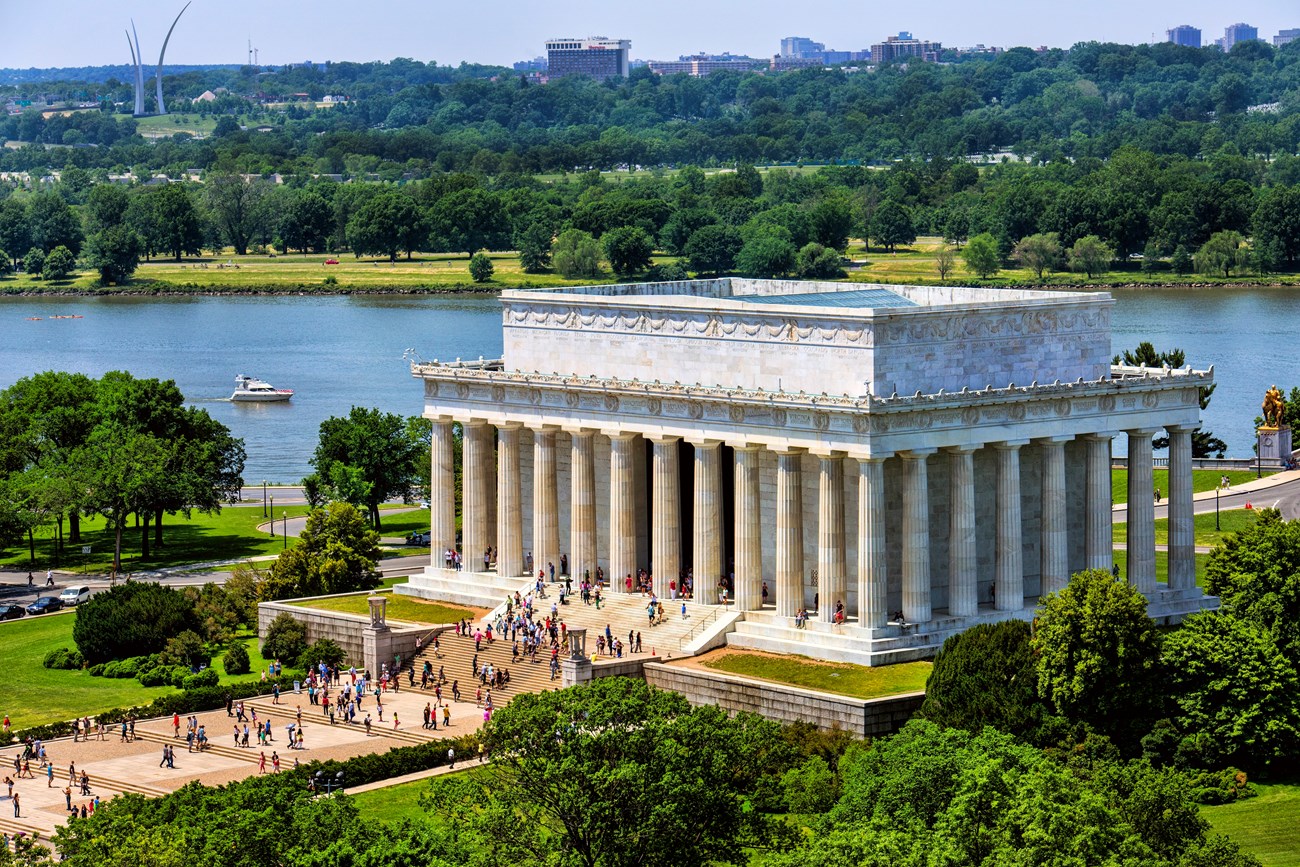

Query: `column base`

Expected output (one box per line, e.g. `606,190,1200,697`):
394,567,530,610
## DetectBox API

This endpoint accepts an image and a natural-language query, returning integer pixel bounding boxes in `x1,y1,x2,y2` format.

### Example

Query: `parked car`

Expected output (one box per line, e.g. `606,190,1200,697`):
0,604,25,620
59,585,91,606
406,531,431,545
324,258,340,265
26,596,63,615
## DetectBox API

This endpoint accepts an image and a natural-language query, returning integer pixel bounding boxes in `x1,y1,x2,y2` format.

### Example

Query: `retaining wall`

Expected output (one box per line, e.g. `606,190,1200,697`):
257,593,446,673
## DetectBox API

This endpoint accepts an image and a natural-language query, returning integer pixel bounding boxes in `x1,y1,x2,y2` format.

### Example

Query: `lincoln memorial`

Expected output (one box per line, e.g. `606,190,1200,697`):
397,279,1217,664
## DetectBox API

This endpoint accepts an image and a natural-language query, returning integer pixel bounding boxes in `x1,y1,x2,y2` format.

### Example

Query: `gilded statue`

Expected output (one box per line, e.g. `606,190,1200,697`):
1262,385,1286,428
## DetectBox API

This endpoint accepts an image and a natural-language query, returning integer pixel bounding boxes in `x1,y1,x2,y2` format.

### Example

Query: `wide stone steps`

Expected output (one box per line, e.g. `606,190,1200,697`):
0,813,48,840
133,727,256,764
236,698,437,746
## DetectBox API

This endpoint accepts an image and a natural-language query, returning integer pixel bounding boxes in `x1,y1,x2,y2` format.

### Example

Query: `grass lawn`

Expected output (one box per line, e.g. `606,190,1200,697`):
1112,549,1210,587
0,614,271,730
373,510,432,537
348,766,490,824
288,590,473,625
1110,470,1268,506
134,113,221,139
1112,508,1258,549
698,649,930,699
1,505,311,572
1203,783,1300,867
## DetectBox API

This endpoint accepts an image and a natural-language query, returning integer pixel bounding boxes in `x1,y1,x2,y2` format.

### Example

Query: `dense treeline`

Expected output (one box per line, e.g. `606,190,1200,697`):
1,40,1298,178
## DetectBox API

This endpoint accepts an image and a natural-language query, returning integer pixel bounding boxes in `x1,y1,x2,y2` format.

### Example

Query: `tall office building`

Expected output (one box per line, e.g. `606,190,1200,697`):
1277,29,1300,47
871,33,942,64
1217,23,1259,51
780,36,825,58
545,37,631,79
1167,25,1201,48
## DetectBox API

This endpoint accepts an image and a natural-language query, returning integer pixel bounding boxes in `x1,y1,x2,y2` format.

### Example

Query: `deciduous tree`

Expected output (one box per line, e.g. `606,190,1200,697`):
261,502,381,600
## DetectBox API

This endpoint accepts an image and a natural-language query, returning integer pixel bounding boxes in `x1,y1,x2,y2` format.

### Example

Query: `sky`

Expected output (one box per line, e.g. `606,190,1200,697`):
1,0,1297,70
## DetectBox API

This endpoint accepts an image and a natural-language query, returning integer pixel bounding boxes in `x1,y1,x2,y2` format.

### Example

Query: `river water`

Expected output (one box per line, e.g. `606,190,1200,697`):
0,287,1286,481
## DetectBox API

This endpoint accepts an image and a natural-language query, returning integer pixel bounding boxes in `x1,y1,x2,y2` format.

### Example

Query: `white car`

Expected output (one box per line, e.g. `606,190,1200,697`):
58,586,91,606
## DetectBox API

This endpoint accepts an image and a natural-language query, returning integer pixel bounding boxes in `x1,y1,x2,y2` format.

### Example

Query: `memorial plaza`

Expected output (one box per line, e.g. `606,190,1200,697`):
397,279,1218,665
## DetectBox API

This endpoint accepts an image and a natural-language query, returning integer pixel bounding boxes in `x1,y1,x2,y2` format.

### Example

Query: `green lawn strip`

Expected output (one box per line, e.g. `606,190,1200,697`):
0,616,269,729
1,505,313,572
700,652,930,700
1112,508,1258,548
1202,783,1300,867
1111,549,1210,588
373,510,431,537
1110,470,1267,506
287,591,472,625
348,765,490,824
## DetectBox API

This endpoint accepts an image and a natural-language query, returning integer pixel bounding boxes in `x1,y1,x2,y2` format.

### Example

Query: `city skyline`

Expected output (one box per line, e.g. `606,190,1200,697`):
3,0,1297,70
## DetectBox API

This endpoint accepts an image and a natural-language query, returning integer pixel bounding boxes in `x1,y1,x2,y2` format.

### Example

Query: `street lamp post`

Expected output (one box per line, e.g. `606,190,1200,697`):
1216,485,1220,531
269,495,275,536
283,512,288,550
262,481,267,517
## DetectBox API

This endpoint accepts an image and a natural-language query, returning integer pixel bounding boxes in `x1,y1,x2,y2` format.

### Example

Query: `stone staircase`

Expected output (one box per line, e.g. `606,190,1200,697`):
0,813,47,842
133,727,258,764
236,697,438,747
396,567,526,609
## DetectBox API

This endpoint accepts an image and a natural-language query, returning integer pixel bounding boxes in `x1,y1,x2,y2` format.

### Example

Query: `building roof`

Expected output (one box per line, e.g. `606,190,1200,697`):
735,286,916,309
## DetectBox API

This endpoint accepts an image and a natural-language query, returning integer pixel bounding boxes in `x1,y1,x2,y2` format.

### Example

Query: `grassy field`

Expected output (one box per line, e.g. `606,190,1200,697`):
0,614,271,730
0,504,311,572
1112,508,1258,549
348,766,490,824
134,114,221,139
288,590,473,625
1111,549,1210,587
698,649,930,699
1110,469,1268,506
1203,783,1300,867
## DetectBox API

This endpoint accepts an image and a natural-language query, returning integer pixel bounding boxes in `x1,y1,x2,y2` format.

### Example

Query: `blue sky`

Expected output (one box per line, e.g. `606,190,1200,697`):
3,0,1297,69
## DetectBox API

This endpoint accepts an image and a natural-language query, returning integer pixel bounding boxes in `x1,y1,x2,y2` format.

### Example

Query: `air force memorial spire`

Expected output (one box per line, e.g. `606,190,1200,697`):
124,2,191,117
400,279,1218,666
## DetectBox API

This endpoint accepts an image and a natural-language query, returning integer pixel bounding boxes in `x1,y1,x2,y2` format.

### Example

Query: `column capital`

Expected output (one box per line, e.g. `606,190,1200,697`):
497,421,524,432
849,450,893,463
530,423,562,434
899,448,936,460
991,439,1031,450
1035,435,1074,445
602,429,640,441
463,418,490,428
564,426,596,438
945,444,980,455
728,441,765,452
773,446,806,457
1165,424,1198,434
808,447,848,459
684,437,724,449
1125,427,1162,438
1081,431,1118,441
645,433,682,446
429,414,458,424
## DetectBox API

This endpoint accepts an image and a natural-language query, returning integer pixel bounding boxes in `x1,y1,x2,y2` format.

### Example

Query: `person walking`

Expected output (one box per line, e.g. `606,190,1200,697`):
12,791,19,818
447,747,455,769
258,751,267,774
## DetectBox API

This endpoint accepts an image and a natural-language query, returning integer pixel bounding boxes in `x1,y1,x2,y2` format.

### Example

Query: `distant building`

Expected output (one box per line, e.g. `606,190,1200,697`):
871,32,942,63
513,56,547,72
1167,24,1201,48
770,55,825,71
1276,29,1300,47
648,53,758,76
780,36,825,58
545,37,630,79
1216,23,1259,51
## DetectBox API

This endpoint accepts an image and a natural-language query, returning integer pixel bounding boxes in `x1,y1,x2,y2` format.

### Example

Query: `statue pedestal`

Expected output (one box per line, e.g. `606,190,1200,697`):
1257,426,1292,465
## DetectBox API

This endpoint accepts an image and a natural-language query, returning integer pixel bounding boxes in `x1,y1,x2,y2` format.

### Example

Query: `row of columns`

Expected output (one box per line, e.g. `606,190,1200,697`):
428,420,1198,624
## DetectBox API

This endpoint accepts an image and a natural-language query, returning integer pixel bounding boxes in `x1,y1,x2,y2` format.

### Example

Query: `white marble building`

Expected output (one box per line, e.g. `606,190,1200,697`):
397,279,1216,664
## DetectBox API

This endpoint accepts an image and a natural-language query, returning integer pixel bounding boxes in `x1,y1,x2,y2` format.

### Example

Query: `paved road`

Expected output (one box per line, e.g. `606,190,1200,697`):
1116,470,1300,523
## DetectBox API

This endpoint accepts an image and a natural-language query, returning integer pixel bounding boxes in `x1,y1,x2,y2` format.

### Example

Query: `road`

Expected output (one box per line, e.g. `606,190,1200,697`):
1123,470,1300,523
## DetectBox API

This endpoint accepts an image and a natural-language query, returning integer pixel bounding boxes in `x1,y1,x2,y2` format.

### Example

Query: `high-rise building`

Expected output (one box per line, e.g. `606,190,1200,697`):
1216,23,1259,51
780,36,825,58
648,53,758,76
1277,29,1300,47
871,32,942,64
1167,25,1201,48
544,37,630,79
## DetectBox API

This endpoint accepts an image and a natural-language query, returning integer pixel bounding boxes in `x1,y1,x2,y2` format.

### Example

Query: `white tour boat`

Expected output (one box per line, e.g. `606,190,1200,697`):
231,375,294,402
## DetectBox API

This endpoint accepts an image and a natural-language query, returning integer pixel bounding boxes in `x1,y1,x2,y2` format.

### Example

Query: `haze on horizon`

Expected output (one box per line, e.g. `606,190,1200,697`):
2,0,1297,70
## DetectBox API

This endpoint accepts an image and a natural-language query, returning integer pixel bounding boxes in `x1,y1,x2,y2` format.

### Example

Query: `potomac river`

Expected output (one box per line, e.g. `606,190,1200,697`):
0,286,1289,482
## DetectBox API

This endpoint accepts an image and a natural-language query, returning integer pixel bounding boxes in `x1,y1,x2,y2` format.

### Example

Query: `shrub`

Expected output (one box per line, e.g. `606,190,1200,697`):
780,755,840,814
297,638,347,673
42,244,76,280
88,663,106,677
262,612,308,662
24,246,45,275
644,261,688,282
322,274,338,286
72,582,197,665
136,664,178,688
42,647,84,670
160,629,211,669
222,641,251,675
468,251,494,282
103,656,146,679
182,668,220,690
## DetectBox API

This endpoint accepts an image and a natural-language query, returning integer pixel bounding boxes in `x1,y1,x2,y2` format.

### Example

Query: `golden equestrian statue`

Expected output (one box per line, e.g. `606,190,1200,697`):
1263,385,1287,428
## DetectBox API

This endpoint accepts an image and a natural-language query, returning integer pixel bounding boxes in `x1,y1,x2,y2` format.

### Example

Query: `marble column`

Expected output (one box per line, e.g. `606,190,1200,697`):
429,419,456,566
532,428,560,580
496,423,523,578
1084,433,1114,571
651,436,681,599
692,441,723,596
608,432,638,593
775,449,804,616
1167,425,1196,592
733,445,763,611
569,430,597,583
857,456,888,629
1126,428,1160,596
901,450,933,623
994,441,1026,611
461,421,491,572
817,454,847,623
1039,437,1071,597
947,446,978,617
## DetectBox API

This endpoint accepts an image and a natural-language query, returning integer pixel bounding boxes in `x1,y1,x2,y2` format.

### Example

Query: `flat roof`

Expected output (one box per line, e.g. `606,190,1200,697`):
734,287,917,309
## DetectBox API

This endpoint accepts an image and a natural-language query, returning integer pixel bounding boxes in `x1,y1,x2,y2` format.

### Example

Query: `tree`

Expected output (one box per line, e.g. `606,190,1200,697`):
311,406,421,529
27,191,83,256
434,677,787,867
297,637,347,672
809,194,854,250
1067,234,1114,278
221,641,251,675
1253,186,1300,268
735,231,797,278
468,251,495,282
1170,245,1193,275
934,244,955,279
204,173,267,256
1207,509,1300,665
602,225,654,276
75,424,170,572
260,502,381,600
1162,609,1300,769
1033,569,1165,748
41,245,75,280
23,247,46,276
552,228,603,279
85,183,131,234
150,183,204,261
347,190,425,261
795,242,844,279
684,224,743,275
261,610,308,661
961,232,1000,278
868,200,916,252
429,187,509,255
0,199,30,269
278,190,333,254
1194,230,1250,278
72,582,197,664
515,222,553,273
1112,343,1223,457
1012,232,1063,279
86,226,142,284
